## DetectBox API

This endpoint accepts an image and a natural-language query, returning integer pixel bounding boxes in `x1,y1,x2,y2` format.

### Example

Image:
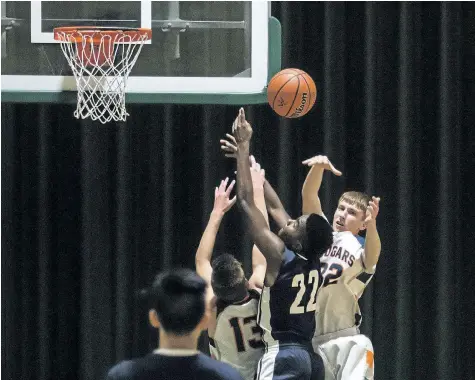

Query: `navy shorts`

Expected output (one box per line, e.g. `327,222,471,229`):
256,343,324,380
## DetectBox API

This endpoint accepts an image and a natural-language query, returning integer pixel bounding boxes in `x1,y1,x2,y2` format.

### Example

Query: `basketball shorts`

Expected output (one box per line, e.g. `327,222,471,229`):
313,334,374,380
255,343,324,380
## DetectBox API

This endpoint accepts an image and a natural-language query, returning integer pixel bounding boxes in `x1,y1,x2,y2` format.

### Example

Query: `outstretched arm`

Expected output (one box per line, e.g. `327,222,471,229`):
301,155,342,216
263,180,290,229
362,196,381,271
248,156,268,290
233,108,285,287
195,178,236,297
220,133,290,229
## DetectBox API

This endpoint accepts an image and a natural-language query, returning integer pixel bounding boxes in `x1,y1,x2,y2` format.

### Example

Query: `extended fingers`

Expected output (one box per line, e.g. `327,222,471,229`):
225,179,236,195
225,133,237,145
219,177,229,192
239,107,246,123
328,162,343,176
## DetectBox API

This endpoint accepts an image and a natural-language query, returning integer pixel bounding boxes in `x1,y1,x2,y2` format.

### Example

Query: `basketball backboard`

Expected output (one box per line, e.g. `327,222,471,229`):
1,1,281,104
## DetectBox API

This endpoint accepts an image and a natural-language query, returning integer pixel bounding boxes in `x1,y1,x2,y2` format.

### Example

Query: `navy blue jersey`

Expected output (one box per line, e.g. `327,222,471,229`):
258,248,323,346
106,351,243,380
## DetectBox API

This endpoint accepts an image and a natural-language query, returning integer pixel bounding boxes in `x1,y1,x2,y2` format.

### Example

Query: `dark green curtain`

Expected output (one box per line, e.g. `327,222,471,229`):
2,2,475,380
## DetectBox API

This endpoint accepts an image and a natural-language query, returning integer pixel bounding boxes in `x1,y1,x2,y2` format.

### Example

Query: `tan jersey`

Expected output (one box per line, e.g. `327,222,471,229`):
314,231,375,337
209,290,264,380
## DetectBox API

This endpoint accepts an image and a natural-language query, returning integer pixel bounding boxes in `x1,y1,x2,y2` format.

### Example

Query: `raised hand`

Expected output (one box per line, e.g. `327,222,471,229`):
213,177,237,215
302,155,342,176
250,155,266,189
365,196,380,226
232,108,253,144
220,133,238,158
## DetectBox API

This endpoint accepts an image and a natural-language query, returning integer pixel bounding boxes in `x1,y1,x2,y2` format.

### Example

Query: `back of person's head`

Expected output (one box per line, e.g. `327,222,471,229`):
338,191,371,214
211,253,248,303
304,213,334,258
146,268,207,336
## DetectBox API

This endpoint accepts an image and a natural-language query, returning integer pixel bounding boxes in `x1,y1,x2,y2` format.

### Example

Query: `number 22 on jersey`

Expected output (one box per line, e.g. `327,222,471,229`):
289,269,321,314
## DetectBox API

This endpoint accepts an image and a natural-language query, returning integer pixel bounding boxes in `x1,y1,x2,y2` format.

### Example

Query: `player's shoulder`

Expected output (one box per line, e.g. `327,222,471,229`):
195,353,243,379
333,231,364,248
106,358,139,379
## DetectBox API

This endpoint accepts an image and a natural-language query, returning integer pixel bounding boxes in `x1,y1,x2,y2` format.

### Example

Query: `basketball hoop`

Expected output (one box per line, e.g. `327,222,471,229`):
54,27,152,124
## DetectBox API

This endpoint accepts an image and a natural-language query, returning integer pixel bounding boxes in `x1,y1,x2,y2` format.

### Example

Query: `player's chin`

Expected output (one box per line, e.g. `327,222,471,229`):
334,223,346,232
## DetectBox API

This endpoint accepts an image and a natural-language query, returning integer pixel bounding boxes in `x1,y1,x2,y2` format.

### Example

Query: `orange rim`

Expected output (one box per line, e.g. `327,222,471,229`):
53,26,152,44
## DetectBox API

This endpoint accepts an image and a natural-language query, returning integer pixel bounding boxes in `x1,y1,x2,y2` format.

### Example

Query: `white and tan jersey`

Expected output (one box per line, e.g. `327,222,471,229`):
209,290,264,380
314,231,375,338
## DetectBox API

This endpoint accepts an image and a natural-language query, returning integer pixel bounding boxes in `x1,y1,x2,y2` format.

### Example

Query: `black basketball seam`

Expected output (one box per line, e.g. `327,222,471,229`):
298,74,313,115
270,69,300,83
285,76,301,117
271,74,299,110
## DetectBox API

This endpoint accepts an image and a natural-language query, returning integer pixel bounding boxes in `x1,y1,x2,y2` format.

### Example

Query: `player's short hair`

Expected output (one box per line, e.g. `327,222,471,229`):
338,191,372,215
145,269,207,336
304,213,334,258
211,253,248,303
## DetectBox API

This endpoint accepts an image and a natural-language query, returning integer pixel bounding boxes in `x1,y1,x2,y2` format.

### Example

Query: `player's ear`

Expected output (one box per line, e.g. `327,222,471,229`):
148,309,160,329
293,242,303,252
197,309,210,331
360,219,367,232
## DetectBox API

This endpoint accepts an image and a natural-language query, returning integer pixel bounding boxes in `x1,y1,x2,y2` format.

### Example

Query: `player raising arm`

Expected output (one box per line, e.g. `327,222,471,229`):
301,154,381,380
229,108,333,380
194,168,267,380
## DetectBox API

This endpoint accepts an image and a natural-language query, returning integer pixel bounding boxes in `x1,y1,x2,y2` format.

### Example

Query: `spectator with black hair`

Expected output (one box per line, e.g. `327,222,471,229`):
106,269,243,380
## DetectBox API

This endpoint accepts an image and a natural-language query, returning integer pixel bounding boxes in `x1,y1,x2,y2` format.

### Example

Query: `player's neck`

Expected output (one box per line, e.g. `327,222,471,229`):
158,330,199,351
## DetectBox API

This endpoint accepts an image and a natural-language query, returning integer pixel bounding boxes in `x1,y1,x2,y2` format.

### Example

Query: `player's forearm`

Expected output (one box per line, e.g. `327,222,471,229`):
254,187,269,225
236,142,255,206
301,166,324,215
195,211,223,264
363,223,381,270
263,180,285,214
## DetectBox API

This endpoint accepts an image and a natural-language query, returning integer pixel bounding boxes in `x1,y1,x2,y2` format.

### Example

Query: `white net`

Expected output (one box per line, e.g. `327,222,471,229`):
56,29,149,124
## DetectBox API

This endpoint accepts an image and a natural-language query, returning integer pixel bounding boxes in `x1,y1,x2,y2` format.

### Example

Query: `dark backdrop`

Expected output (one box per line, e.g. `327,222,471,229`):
2,2,475,380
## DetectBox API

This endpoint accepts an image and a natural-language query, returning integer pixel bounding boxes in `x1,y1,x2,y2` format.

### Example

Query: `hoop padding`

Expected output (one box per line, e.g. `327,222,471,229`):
54,27,152,124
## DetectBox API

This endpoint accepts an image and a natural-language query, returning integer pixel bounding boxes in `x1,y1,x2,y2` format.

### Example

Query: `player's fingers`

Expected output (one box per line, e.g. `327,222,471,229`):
221,145,236,153
225,134,237,145
239,107,245,123
218,178,226,192
302,157,313,165
261,169,266,177
215,187,218,197
328,162,343,176
229,196,237,207
226,179,236,195
250,155,256,167
220,139,236,150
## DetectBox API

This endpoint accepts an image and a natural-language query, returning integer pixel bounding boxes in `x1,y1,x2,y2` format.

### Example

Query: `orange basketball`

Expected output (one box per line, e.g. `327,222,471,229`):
267,68,317,118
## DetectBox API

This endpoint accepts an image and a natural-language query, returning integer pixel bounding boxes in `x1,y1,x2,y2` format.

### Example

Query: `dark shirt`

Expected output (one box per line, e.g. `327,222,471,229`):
106,351,243,380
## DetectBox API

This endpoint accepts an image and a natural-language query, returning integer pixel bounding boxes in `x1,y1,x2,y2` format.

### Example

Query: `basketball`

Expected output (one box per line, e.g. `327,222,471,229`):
267,68,317,118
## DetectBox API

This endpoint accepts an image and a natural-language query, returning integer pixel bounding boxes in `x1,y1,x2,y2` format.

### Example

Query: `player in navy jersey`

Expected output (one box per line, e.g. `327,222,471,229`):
106,269,243,380
225,108,334,380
